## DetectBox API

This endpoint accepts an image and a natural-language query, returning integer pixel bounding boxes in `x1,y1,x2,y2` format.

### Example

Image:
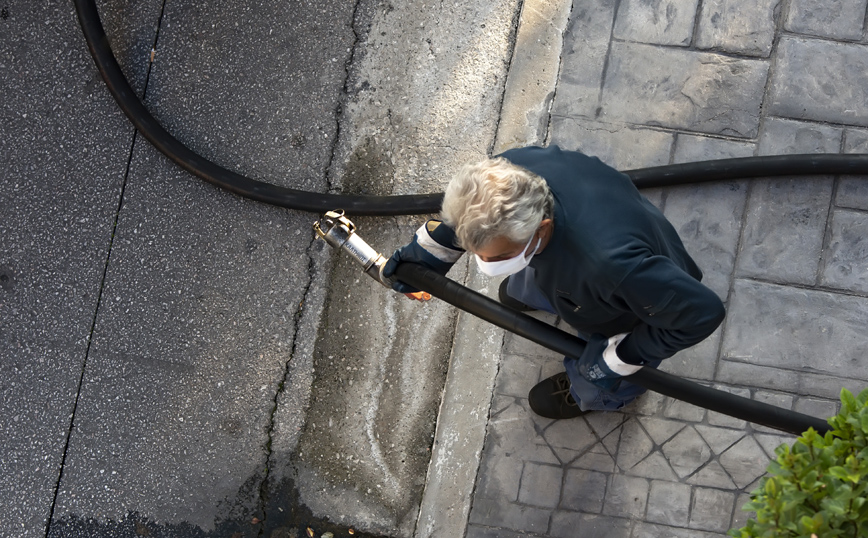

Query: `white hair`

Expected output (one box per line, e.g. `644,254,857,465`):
441,157,553,252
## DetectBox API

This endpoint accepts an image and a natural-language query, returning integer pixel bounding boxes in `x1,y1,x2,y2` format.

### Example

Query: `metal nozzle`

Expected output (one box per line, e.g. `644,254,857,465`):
313,210,394,287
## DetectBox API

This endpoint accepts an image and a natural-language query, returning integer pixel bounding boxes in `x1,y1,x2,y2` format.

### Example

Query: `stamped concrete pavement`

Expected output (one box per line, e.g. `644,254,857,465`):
460,0,868,535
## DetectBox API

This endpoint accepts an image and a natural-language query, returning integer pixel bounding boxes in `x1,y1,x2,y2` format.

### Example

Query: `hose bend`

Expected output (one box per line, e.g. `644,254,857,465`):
73,0,442,216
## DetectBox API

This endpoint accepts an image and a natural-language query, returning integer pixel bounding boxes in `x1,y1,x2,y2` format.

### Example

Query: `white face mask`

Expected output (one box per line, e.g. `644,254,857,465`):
474,234,541,277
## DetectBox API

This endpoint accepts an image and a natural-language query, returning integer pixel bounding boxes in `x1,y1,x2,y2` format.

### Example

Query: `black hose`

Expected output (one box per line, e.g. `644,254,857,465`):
394,263,832,436
627,154,868,189
73,0,442,216
76,0,844,435
74,0,868,216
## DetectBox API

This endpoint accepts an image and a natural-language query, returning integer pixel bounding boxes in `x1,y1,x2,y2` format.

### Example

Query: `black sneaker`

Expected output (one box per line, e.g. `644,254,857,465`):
528,372,589,419
498,279,535,312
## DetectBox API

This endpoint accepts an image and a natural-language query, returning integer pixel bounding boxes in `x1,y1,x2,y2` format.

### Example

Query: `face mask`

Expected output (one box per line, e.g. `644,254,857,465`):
475,234,541,277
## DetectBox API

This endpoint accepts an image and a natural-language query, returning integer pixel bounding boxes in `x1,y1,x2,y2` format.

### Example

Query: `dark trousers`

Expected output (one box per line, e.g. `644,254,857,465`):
506,267,660,411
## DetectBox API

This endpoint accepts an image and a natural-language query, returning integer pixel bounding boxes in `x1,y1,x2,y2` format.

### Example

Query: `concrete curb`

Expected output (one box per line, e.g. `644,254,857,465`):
414,268,503,538
414,0,572,536
495,0,572,153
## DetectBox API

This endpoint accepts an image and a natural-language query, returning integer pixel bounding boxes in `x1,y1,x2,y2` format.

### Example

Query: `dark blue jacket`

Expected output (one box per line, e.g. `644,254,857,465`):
501,146,725,365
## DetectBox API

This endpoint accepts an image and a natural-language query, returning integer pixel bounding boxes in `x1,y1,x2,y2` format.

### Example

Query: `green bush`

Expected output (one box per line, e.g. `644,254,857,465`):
730,388,868,537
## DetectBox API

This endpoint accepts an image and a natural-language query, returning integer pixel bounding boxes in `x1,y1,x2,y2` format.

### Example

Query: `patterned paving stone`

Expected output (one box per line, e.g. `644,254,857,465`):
602,475,649,518
613,0,699,46
549,117,673,170
716,357,863,400
736,177,833,285
718,436,769,489
571,445,617,473
560,468,608,512
584,411,627,440
637,417,687,446
686,460,737,488
845,128,868,152
694,425,745,454
601,425,622,455
661,427,713,478
474,453,524,502
468,498,551,533
630,390,666,416
663,179,749,300
836,176,868,211
646,480,691,526
540,360,567,382
550,512,632,538
845,128,868,154
661,333,720,382
633,522,725,537
465,524,537,538
753,390,795,413
820,209,868,294
754,433,794,460
542,416,599,463
673,134,756,163
758,117,843,156
785,0,868,40
616,419,655,470
599,42,769,138
519,462,564,508
486,396,561,464
722,280,868,380
793,396,839,419
695,0,778,56
663,398,706,422
551,0,618,119
769,37,868,127
706,385,750,428
731,492,755,531
689,487,736,532
628,451,680,481
495,354,543,397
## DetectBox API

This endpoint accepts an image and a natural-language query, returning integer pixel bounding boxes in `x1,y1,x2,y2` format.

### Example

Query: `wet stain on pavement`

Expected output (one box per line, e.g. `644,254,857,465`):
48,475,393,538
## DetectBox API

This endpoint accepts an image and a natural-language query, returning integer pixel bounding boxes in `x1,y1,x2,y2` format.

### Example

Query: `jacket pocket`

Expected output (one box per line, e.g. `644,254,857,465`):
641,289,677,317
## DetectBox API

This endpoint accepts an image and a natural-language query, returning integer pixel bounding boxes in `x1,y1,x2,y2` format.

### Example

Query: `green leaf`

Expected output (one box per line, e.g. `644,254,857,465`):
820,497,847,517
841,389,857,413
799,514,819,533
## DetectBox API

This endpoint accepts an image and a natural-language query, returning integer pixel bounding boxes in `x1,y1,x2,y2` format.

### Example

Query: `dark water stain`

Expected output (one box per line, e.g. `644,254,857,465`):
340,137,395,197
48,475,393,538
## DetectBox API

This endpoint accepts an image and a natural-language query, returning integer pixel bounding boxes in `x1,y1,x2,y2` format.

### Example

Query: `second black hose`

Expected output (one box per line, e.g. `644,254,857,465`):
393,262,831,436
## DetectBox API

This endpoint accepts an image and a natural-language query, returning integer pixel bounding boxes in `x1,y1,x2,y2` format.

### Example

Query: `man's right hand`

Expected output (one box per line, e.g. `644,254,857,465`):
382,220,465,294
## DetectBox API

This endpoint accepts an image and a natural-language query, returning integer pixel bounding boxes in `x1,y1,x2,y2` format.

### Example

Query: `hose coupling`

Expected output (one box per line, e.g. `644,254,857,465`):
313,210,393,287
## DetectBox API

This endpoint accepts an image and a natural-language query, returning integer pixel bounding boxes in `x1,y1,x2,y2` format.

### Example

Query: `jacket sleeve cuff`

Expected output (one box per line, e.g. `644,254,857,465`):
602,333,643,375
613,333,651,366
416,220,464,263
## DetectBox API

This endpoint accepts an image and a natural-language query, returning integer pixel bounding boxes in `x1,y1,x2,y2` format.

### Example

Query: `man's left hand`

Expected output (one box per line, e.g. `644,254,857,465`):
576,333,643,391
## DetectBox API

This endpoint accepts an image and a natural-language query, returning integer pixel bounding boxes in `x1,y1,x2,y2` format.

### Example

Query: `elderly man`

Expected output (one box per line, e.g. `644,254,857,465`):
383,146,725,419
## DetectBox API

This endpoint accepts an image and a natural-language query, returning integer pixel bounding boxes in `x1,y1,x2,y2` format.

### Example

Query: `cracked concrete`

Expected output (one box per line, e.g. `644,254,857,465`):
2,0,531,536
272,0,524,535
